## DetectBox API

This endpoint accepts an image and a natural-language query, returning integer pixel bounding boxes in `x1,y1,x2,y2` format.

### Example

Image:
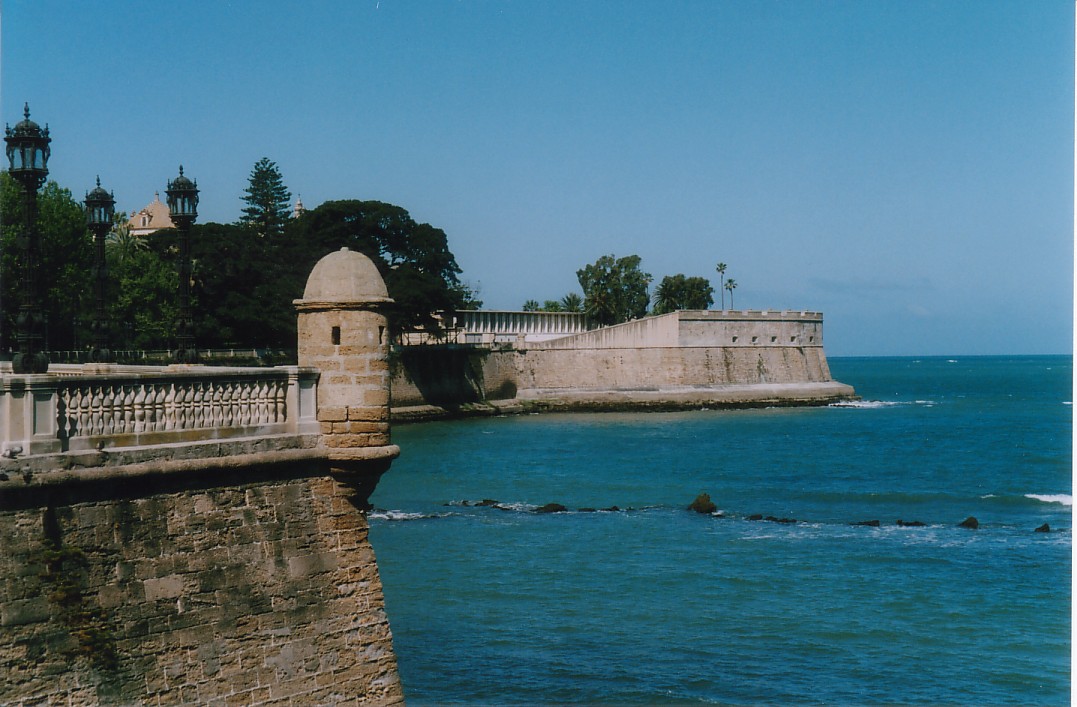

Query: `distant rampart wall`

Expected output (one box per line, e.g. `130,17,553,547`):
390,310,849,412
534,310,823,350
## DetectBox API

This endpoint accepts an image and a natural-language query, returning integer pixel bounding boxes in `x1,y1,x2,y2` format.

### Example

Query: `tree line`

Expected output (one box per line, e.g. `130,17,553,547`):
0,158,479,353
521,255,740,326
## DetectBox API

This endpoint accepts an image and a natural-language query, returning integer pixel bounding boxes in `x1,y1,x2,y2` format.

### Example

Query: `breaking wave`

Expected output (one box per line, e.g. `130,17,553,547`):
1025,494,1073,507
829,400,934,409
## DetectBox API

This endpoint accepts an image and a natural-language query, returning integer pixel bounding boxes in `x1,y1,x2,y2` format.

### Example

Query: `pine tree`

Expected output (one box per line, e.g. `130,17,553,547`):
239,157,292,238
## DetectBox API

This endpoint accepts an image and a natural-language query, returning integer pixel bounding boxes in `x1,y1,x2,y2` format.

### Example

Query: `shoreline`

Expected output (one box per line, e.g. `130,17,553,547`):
391,381,858,424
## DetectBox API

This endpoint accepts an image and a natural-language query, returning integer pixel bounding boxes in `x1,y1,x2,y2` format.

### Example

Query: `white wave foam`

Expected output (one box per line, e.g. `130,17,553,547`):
830,400,903,409
369,510,446,521
1025,494,1073,507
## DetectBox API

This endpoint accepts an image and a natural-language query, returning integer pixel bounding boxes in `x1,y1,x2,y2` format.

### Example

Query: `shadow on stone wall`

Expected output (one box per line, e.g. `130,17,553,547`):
395,346,512,406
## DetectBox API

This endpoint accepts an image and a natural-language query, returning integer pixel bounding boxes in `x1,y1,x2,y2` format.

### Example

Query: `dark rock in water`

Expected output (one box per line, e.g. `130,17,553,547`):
747,514,763,521
603,506,621,512
688,493,718,514
852,520,881,527
764,516,797,524
578,507,596,513
958,516,979,530
1035,523,1051,533
897,520,926,527
535,503,568,514
476,499,500,507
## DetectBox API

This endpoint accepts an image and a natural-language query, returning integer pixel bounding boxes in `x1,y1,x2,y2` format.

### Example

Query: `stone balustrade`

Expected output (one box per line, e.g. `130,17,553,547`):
0,364,320,457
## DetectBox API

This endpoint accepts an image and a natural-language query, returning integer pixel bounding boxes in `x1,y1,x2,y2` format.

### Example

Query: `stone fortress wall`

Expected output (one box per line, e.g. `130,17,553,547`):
391,310,854,415
0,247,404,706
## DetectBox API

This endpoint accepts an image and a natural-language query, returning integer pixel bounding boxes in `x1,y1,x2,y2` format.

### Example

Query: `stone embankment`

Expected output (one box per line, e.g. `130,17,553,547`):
391,310,856,422
0,247,404,706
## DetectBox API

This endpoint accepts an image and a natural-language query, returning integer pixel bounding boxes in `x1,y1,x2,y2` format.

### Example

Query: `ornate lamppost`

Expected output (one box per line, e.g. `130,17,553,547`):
84,177,115,363
165,166,198,363
4,103,51,374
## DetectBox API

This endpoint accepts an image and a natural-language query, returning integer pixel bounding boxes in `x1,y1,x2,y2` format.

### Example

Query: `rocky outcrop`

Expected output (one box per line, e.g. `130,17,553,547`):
688,493,718,514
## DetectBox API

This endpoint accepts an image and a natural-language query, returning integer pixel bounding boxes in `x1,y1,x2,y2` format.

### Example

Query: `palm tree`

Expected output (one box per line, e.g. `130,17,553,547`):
560,292,583,313
522,299,541,312
715,262,727,309
724,279,737,310
105,219,147,266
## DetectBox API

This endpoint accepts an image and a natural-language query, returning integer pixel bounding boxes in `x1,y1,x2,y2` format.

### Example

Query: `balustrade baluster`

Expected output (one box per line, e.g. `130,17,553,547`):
239,381,253,426
133,385,147,433
211,382,224,428
90,385,105,436
256,380,270,424
222,382,235,427
121,385,136,434
78,386,92,439
179,384,192,430
57,387,72,438
164,384,179,431
148,384,162,431
192,382,207,429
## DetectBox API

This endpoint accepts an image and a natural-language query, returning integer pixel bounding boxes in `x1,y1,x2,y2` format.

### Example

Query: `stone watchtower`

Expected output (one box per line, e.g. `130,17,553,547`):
295,247,400,504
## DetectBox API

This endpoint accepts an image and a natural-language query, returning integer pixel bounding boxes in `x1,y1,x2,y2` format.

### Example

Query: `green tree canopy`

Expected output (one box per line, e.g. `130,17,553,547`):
0,174,93,352
652,274,714,314
106,227,177,350
239,157,292,238
282,199,468,336
576,254,652,326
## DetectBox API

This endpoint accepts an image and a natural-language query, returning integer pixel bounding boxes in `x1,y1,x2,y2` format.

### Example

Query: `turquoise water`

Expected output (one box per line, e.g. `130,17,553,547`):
369,356,1072,705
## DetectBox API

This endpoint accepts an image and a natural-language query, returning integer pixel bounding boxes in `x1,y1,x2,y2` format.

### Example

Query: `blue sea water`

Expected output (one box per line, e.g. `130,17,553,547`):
368,356,1072,705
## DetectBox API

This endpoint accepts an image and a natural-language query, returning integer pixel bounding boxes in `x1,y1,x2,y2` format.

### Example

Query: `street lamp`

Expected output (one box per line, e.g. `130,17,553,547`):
84,177,115,363
4,103,51,374
165,165,198,363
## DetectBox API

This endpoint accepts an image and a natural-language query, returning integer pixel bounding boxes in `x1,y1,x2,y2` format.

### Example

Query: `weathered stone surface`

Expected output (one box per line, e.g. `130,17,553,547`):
0,475,403,705
958,516,979,530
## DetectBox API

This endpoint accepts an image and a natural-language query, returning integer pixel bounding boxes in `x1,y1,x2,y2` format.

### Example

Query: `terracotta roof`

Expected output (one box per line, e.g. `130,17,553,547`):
127,192,174,235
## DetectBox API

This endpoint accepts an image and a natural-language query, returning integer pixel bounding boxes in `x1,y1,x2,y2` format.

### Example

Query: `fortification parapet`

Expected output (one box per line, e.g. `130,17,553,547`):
0,247,406,705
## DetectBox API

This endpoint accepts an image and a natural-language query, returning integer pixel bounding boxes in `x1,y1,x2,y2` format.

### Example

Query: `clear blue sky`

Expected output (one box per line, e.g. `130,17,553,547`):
2,0,1072,356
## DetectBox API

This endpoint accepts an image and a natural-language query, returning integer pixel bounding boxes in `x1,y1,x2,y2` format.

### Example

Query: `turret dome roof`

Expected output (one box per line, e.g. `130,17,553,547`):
301,247,391,303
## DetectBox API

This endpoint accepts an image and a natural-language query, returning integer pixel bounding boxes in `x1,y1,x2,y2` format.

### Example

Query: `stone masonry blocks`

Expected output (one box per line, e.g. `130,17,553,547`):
0,476,403,704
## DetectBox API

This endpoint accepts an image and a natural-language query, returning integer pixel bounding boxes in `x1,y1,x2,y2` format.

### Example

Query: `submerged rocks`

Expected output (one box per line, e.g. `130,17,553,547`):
535,503,568,514
852,520,881,527
896,520,926,527
1035,523,1051,533
957,516,979,530
745,514,796,523
688,493,718,515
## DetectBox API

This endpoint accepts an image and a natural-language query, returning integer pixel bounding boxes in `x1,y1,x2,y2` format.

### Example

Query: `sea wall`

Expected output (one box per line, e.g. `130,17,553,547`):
0,466,402,705
0,246,405,705
391,310,853,416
